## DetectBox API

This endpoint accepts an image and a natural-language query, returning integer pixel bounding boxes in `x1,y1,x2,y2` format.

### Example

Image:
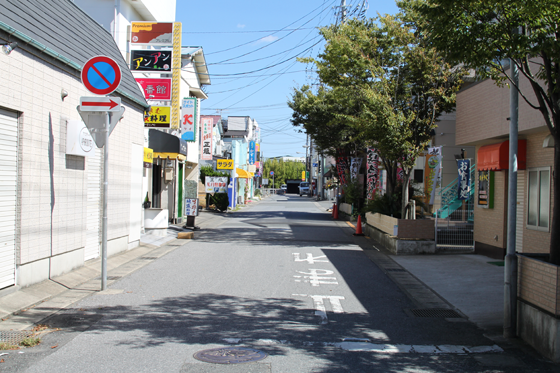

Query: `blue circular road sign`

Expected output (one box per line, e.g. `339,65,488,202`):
81,56,122,95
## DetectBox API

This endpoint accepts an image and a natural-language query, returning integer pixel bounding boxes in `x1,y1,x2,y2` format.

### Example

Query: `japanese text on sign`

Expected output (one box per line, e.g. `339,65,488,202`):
216,159,234,170
131,50,172,72
181,98,197,141
205,177,228,193
457,159,471,200
144,106,171,127
200,117,213,161
184,198,199,216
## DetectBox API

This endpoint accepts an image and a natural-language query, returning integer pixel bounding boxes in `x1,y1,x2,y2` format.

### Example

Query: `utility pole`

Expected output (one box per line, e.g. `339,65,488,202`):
504,55,519,338
341,0,347,23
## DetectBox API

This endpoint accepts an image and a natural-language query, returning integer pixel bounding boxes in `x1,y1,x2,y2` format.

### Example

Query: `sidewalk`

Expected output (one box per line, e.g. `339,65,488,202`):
0,209,229,333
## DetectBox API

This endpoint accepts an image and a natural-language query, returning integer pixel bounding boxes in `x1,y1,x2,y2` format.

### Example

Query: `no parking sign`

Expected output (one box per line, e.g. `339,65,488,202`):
81,56,122,95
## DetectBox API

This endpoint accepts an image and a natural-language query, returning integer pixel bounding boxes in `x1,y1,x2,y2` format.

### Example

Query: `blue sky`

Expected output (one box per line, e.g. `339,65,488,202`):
176,1,399,157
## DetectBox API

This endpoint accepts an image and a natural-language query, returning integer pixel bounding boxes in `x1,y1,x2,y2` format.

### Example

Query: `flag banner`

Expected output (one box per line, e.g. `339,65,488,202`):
457,159,471,200
367,148,380,199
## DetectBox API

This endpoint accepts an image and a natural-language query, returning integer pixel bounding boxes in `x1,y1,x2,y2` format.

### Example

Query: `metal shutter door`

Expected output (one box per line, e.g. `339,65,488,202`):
85,148,101,261
0,108,18,289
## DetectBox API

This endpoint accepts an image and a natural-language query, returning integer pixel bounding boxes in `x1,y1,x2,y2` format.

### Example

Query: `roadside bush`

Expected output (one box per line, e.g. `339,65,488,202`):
210,193,229,212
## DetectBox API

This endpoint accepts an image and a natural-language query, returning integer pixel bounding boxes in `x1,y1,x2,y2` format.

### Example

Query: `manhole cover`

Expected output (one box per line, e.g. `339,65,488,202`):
193,347,267,364
410,308,463,318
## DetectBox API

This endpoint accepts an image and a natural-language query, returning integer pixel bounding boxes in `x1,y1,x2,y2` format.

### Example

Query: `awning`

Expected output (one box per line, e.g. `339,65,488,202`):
149,129,188,160
477,140,526,171
235,168,254,179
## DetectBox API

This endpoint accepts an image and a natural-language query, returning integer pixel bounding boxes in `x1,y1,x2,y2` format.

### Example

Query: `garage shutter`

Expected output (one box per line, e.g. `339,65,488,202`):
0,108,18,289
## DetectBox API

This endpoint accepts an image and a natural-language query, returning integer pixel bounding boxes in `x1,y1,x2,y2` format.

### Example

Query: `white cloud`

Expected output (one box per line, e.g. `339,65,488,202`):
257,35,279,44
237,24,246,29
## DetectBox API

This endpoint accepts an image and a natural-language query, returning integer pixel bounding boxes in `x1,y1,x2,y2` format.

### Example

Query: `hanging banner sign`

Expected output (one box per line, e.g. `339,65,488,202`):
181,98,197,141
205,177,228,194
144,106,171,127
184,198,199,216
336,155,349,186
424,146,443,205
131,22,173,45
201,117,213,160
135,78,172,100
131,50,172,72
350,157,362,180
249,141,256,165
457,159,471,200
366,147,380,199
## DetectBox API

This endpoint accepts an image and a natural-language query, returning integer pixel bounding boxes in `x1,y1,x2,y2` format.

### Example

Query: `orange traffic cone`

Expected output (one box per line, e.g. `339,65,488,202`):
353,215,364,236
333,204,339,220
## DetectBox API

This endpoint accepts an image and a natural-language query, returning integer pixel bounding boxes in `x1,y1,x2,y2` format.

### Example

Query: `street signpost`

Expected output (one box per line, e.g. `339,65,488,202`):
78,55,124,291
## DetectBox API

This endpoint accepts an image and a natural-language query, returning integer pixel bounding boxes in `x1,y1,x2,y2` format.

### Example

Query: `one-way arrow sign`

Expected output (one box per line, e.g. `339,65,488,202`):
80,97,122,112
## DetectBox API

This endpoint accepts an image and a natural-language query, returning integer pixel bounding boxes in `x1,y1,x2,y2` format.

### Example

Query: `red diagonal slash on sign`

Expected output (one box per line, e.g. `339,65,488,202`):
82,99,119,109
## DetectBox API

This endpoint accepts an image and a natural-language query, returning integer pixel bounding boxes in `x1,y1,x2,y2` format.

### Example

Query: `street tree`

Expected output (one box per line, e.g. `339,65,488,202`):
292,16,464,216
399,0,560,263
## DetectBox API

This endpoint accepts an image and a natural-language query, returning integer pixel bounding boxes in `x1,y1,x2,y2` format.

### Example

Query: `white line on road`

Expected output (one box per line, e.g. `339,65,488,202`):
292,253,329,264
219,338,504,354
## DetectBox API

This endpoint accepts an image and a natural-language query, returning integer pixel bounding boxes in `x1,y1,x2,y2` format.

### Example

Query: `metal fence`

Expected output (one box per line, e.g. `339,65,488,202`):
435,208,474,253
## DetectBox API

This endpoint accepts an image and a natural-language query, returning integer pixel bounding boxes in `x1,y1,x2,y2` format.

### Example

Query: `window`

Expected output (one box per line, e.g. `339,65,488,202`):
413,169,424,183
527,167,550,231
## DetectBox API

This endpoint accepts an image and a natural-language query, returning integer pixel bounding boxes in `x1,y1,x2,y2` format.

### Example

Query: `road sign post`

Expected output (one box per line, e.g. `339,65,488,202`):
79,55,123,291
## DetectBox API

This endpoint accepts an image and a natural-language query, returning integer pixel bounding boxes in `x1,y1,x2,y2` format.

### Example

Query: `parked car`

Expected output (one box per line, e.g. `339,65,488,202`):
299,182,310,196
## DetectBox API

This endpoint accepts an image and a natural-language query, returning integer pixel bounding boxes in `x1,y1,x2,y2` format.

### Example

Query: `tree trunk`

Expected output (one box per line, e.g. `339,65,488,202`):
401,172,411,219
550,138,560,265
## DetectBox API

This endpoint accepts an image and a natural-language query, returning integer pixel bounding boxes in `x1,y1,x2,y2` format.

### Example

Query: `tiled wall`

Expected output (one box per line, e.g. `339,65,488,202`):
0,46,144,266
518,255,560,316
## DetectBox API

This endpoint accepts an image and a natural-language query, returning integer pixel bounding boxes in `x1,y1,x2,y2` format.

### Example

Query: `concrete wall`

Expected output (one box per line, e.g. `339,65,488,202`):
365,212,434,239
0,40,144,288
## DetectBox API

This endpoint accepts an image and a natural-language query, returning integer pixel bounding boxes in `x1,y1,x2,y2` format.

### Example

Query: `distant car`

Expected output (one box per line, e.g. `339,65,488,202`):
281,184,287,191
299,182,310,196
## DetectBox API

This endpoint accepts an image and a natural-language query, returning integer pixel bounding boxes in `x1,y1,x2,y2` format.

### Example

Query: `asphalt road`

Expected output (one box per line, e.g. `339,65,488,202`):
3,194,558,372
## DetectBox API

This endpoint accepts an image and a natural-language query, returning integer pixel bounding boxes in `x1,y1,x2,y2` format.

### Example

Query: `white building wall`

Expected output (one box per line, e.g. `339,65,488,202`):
0,46,145,287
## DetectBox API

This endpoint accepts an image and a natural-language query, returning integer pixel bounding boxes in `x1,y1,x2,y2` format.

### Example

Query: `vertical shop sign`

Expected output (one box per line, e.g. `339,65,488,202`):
350,157,362,180
457,159,471,200
336,155,349,186
249,141,256,165
200,117,213,160
171,22,182,129
181,98,197,141
478,170,494,208
366,148,380,199
424,146,442,205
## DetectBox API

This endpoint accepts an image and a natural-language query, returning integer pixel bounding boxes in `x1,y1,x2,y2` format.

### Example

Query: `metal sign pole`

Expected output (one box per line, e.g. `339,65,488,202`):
101,112,110,290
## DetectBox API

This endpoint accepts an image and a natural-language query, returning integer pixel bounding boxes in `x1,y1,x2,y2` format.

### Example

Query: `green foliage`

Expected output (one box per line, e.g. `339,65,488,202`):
262,159,305,188
362,192,403,219
209,193,229,212
254,189,262,197
398,0,560,261
20,337,41,347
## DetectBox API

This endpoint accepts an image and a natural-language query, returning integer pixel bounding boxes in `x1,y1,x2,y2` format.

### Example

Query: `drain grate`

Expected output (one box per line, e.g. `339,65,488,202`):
140,256,158,260
0,330,36,345
193,347,267,364
410,308,463,318
107,276,122,280
386,268,407,272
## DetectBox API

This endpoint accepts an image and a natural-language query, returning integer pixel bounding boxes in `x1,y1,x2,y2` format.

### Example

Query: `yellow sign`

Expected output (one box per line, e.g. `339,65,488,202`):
171,22,182,129
302,171,305,181
217,159,234,170
144,106,171,127
143,148,153,163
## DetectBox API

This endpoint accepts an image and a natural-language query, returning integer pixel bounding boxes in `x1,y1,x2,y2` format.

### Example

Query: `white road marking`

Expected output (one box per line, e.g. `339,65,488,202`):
293,294,345,324
220,338,504,354
292,253,329,264
294,269,338,286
